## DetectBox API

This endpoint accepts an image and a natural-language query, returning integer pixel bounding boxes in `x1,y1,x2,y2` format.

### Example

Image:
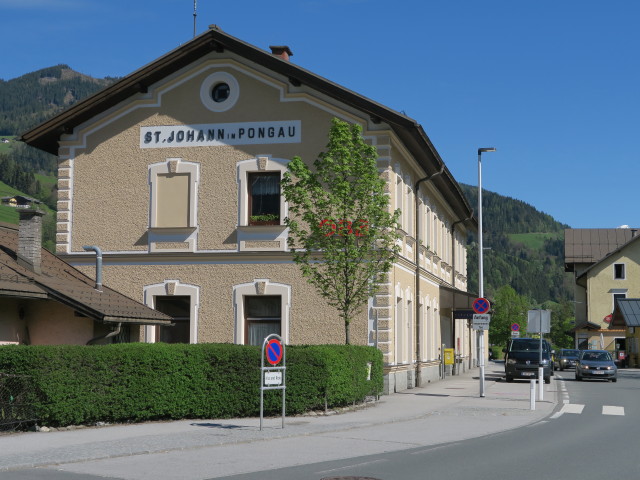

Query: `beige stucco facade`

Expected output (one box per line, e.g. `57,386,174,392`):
0,298,110,346
34,32,477,392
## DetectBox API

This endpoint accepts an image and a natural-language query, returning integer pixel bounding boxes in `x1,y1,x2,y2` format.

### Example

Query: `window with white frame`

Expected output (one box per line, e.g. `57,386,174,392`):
143,280,199,344
395,172,403,231
237,156,288,227
405,176,412,235
148,159,199,251
233,280,290,344
614,263,626,280
149,159,199,229
612,291,627,312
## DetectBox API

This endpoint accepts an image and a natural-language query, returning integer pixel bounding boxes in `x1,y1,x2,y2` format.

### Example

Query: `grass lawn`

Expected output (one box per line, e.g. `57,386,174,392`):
0,136,15,154
508,232,561,250
35,173,57,188
0,180,55,224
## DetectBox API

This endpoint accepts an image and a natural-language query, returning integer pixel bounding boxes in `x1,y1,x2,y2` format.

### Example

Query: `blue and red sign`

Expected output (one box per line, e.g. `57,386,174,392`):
266,338,283,366
473,297,490,315
511,323,520,332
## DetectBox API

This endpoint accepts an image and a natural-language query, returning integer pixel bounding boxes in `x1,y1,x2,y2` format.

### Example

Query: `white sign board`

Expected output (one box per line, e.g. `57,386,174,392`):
472,314,491,330
511,330,520,337
264,371,282,386
527,309,551,333
140,121,301,148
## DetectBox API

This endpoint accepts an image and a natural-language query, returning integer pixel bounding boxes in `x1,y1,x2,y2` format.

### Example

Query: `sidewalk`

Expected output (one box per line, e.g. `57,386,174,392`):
0,361,559,479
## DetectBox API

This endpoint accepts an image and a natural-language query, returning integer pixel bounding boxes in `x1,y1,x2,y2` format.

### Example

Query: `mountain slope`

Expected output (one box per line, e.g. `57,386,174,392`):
460,183,572,304
0,64,117,136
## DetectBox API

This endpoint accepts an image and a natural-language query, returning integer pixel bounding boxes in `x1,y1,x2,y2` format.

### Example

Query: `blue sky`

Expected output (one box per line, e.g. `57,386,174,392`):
1,0,638,229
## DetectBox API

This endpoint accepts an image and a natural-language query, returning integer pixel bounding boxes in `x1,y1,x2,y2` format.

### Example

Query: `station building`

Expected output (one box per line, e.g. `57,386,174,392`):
22,26,478,392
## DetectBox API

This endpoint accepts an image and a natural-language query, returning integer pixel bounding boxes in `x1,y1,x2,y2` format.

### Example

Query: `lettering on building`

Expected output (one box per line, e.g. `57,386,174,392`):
140,121,301,148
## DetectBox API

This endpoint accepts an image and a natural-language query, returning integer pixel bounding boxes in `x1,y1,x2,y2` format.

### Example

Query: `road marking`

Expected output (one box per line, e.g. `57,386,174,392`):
602,406,625,416
560,403,585,414
315,458,388,475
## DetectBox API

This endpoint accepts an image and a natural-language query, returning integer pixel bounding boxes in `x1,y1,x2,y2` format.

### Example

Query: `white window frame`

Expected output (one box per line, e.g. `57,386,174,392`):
143,280,200,343
614,263,626,280
148,158,199,252
612,289,627,313
233,279,291,345
236,156,289,252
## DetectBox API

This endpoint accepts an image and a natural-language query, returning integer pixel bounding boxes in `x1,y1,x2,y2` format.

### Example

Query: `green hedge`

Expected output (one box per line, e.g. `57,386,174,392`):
0,343,382,427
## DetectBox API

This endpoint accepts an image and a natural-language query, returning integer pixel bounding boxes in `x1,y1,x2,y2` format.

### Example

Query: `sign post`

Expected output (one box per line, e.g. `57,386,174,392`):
527,309,551,401
473,297,491,397
260,334,286,431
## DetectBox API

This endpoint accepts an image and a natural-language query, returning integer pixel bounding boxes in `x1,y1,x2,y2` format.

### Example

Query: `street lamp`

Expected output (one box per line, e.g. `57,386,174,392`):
478,147,496,398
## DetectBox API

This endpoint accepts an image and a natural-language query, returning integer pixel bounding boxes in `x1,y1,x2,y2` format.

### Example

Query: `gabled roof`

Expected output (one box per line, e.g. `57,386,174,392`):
571,320,602,332
19,26,475,229
612,298,640,328
0,222,172,325
564,228,638,265
572,230,640,281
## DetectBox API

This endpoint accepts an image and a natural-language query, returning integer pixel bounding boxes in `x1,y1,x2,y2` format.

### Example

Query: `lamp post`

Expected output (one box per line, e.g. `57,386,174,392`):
478,147,496,397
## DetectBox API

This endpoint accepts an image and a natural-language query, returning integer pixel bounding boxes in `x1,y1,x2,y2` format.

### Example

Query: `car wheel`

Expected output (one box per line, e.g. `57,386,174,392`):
506,375,513,383
544,376,551,384
560,367,564,371
612,378,617,383
576,374,582,381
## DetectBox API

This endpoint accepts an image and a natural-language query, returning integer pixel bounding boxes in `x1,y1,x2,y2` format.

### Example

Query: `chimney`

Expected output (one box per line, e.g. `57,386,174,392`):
17,207,44,274
269,46,293,61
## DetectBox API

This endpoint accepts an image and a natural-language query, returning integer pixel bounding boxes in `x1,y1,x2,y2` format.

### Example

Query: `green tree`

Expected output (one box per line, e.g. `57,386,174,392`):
489,285,531,348
281,118,400,344
543,300,575,349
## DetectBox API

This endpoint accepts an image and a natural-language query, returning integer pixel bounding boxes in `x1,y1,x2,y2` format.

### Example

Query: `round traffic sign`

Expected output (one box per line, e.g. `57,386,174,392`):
266,338,283,366
473,298,490,314
511,323,520,332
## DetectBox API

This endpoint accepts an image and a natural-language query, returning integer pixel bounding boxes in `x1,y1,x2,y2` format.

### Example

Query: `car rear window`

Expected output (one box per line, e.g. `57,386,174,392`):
510,339,549,352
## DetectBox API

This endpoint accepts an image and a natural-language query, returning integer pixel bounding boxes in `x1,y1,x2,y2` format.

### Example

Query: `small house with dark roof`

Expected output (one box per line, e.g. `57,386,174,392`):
565,227,640,358
0,205,172,345
611,298,640,367
1,196,41,208
21,26,478,392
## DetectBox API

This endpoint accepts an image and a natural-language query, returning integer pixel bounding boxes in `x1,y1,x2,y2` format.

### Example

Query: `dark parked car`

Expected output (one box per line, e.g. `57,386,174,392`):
575,350,617,382
554,349,580,371
504,338,553,384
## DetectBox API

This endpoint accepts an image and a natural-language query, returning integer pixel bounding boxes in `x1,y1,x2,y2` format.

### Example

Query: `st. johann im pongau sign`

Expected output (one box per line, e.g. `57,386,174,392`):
140,120,301,148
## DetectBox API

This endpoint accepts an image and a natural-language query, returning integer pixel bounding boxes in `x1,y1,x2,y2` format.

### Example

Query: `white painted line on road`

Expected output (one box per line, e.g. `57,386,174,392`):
315,458,388,475
560,403,584,414
410,443,460,455
602,406,625,416
550,412,563,419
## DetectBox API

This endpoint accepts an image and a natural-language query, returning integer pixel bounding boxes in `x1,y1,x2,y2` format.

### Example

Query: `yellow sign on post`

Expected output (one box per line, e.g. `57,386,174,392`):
444,348,455,365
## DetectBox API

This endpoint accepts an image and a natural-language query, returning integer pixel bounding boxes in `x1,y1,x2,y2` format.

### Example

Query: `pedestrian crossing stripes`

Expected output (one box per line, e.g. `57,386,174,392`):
602,405,625,416
551,403,625,419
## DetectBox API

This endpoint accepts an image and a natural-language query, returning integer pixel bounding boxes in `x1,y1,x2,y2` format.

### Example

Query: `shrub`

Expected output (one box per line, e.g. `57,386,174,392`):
0,343,382,427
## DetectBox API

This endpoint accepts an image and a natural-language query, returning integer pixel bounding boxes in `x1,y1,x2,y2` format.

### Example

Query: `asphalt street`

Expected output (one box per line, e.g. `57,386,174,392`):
0,361,559,479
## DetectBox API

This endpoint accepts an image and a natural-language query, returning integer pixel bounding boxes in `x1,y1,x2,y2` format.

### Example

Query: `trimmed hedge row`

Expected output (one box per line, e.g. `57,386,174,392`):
0,343,382,427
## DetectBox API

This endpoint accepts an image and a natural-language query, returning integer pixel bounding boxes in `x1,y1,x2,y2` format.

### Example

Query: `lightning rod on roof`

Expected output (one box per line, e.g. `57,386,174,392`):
193,0,197,38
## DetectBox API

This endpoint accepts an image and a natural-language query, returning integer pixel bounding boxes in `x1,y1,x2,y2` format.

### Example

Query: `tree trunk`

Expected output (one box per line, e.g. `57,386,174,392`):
345,320,351,345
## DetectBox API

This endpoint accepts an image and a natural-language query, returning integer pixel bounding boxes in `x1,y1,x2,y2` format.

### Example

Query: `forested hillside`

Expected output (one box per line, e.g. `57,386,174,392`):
460,183,573,304
0,64,117,137
0,65,117,208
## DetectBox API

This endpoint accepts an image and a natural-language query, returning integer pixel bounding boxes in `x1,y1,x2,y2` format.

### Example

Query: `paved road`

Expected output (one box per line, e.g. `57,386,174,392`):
218,368,638,480
0,362,559,479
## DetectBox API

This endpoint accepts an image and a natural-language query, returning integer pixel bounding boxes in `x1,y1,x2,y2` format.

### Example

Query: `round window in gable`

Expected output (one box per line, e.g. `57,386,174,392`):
200,72,239,112
212,83,230,103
